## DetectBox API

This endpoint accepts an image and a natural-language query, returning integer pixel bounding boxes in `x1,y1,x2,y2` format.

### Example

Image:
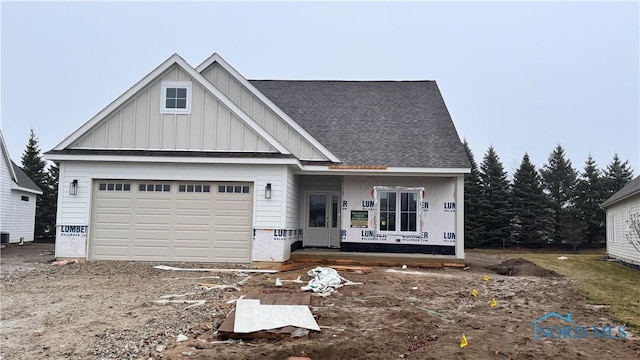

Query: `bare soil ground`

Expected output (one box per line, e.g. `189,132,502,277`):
1,243,639,360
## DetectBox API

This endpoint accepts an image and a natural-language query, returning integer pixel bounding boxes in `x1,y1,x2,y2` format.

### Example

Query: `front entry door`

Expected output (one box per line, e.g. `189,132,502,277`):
304,192,340,247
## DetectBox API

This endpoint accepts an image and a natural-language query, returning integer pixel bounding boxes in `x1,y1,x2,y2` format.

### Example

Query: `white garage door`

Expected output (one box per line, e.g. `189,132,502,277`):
90,180,253,262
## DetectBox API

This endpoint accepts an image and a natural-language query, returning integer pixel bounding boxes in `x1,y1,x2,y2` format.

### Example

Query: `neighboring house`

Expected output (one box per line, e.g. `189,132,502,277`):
1,131,43,243
45,53,470,263
601,175,640,266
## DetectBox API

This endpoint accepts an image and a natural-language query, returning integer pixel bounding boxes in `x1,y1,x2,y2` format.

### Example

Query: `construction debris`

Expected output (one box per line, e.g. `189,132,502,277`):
218,293,314,340
51,259,79,266
330,265,372,274
234,299,320,333
153,265,278,274
153,299,206,308
301,267,361,295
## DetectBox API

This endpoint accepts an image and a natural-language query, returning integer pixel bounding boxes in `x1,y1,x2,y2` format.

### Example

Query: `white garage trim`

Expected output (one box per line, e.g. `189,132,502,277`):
90,180,253,263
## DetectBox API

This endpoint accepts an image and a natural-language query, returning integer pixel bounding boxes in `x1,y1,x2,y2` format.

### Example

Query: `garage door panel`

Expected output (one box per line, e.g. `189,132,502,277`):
92,181,253,262
175,199,212,210
175,214,212,225
94,228,130,239
92,244,129,257
135,214,172,224
215,200,251,210
174,233,210,241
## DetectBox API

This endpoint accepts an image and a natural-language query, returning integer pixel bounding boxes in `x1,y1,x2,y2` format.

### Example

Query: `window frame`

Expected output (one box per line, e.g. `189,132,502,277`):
375,187,422,236
160,81,192,114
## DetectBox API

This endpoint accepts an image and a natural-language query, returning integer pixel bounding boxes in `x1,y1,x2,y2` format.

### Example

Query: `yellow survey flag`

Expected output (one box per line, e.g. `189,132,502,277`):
472,289,478,297
491,297,498,307
460,333,468,348
483,274,490,281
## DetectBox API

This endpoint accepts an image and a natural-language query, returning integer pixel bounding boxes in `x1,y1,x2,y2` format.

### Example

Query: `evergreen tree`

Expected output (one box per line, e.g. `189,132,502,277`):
575,155,607,247
511,153,548,247
463,140,483,248
43,162,59,236
21,129,48,238
540,144,578,245
477,146,512,248
604,153,634,197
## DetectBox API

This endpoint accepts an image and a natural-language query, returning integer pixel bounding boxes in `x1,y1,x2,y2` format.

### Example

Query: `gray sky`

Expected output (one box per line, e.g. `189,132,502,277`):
2,1,638,176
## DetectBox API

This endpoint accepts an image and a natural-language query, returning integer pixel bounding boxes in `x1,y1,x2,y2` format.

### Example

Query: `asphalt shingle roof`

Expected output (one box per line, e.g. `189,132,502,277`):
11,160,42,192
250,80,470,168
601,175,640,208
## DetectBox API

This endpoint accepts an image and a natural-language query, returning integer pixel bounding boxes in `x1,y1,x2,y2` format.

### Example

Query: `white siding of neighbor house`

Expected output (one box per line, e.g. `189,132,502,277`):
70,65,275,153
0,154,37,243
606,195,640,265
57,161,289,230
201,63,328,161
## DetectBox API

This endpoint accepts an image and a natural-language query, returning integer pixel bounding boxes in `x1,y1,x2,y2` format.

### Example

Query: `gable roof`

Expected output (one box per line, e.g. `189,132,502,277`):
196,53,340,163
1,130,42,194
601,175,640,208
11,160,42,193
52,54,291,156
250,80,471,168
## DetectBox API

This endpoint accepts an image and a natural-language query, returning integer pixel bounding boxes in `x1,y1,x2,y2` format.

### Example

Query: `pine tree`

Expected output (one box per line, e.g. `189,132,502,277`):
511,153,548,247
21,129,48,238
463,140,483,248
43,162,59,236
540,144,578,245
477,146,512,248
604,153,634,198
575,155,607,247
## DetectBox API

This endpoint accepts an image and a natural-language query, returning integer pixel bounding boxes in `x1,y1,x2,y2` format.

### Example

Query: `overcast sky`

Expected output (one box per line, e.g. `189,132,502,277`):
2,1,638,177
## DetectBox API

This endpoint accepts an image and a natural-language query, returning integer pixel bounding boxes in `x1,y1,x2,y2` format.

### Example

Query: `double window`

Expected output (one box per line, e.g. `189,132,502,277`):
161,81,192,114
377,190,419,234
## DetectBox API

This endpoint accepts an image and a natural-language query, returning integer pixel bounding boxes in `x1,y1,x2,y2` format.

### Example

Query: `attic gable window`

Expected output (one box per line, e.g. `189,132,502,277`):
161,81,192,114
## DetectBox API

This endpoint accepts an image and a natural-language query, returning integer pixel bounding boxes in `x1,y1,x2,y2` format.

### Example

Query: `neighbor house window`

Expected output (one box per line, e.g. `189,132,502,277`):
160,81,192,114
21,195,29,202
377,190,419,234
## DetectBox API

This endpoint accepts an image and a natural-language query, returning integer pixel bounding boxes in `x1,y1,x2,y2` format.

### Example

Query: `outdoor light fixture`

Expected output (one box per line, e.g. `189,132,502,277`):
265,183,272,199
69,179,78,195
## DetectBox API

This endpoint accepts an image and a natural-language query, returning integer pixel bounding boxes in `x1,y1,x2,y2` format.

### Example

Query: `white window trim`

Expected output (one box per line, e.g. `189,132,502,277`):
375,186,423,236
160,81,192,114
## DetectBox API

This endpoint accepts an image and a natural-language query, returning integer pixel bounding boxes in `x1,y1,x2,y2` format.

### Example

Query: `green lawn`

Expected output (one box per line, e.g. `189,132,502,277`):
513,253,640,333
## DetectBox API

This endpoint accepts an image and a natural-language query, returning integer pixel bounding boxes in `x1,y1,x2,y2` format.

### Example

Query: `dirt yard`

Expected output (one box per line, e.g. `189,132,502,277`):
1,243,639,360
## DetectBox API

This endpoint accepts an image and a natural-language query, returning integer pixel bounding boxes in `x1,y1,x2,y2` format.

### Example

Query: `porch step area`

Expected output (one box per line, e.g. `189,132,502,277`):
289,248,465,269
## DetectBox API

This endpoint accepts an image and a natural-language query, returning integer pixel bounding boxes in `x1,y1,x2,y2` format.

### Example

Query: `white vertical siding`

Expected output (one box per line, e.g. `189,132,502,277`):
284,167,300,229
606,195,640,265
69,65,275,153
201,63,328,161
57,161,287,229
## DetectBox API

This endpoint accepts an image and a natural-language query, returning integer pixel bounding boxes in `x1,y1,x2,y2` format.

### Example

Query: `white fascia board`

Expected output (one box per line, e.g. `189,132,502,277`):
43,153,300,165
0,130,18,182
54,54,184,151
296,165,471,176
11,183,43,195
174,57,291,155
196,53,341,163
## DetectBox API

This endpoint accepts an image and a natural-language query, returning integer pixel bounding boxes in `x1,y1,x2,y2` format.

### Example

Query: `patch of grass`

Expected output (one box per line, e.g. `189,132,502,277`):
513,253,640,333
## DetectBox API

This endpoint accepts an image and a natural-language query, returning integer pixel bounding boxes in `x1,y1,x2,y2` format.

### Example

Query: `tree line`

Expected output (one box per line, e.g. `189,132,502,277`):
464,140,634,250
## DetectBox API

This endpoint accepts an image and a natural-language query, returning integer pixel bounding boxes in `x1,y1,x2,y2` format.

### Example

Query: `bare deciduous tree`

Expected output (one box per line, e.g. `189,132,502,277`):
626,213,640,253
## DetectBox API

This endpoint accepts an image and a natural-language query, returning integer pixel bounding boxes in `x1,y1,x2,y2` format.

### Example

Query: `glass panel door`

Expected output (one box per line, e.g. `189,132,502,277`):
308,194,327,228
